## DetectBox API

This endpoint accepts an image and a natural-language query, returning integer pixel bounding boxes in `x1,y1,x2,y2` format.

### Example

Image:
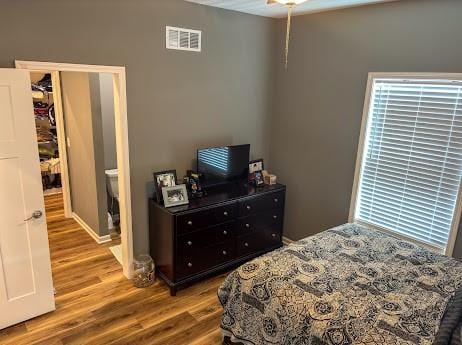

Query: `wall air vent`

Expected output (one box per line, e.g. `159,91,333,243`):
166,26,202,52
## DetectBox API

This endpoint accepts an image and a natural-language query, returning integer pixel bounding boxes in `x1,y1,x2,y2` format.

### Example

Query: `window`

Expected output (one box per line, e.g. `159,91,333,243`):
351,74,462,254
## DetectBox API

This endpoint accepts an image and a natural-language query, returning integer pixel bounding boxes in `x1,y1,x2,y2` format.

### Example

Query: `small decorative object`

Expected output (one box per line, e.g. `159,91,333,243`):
248,159,265,186
184,170,204,199
162,184,189,208
153,170,177,203
265,174,277,185
132,254,155,288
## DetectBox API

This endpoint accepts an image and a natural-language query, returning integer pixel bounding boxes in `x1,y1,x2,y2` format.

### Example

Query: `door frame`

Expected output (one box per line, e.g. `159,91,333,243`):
15,60,134,278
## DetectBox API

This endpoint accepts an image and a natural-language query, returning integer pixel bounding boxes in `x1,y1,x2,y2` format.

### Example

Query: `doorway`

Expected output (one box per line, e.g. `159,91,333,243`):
15,61,133,279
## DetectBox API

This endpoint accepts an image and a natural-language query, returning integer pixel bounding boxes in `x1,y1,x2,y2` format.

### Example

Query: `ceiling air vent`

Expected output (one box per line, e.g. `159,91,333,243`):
166,26,202,52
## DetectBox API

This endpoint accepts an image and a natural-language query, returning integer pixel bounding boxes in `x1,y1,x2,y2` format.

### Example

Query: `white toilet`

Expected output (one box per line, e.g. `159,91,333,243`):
105,169,119,200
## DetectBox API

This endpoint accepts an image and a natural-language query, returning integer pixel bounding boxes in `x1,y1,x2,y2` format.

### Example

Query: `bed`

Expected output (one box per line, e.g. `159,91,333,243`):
218,223,462,345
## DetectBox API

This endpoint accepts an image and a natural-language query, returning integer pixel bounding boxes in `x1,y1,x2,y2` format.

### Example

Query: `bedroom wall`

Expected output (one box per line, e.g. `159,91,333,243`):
270,0,462,258
0,0,275,254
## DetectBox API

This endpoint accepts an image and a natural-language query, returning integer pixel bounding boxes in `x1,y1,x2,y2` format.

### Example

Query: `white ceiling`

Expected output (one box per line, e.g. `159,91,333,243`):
184,0,396,18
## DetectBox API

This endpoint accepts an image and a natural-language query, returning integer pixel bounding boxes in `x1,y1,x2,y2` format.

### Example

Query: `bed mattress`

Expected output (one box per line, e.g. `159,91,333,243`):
218,223,462,345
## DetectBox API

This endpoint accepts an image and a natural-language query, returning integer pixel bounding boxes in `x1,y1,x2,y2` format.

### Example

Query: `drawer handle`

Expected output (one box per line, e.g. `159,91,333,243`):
222,250,227,255
187,220,193,226
187,262,193,267
245,223,250,228
187,241,192,246
274,198,279,203
223,230,228,235
273,215,278,219
223,211,228,216
272,233,276,238
246,205,251,210
244,242,249,247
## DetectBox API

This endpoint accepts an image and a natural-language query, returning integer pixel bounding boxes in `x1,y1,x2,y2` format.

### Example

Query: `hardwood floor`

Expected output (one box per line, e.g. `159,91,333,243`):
0,193,226,345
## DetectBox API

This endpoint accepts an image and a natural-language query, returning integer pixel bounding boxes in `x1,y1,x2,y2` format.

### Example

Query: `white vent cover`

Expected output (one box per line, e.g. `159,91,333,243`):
166,26,201,52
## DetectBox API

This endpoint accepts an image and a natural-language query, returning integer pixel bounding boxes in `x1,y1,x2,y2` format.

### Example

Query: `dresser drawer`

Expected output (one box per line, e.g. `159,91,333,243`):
239,191,284,216
177,202,236,234
237,228,281,258
237,209,283,235
178,221,235,253
176,240,236,280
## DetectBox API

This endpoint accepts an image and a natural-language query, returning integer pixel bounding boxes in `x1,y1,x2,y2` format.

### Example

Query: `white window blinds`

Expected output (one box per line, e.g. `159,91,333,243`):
354,78,462,250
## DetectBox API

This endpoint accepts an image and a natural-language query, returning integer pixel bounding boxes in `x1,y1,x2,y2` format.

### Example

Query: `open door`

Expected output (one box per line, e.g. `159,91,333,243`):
0,69,55,329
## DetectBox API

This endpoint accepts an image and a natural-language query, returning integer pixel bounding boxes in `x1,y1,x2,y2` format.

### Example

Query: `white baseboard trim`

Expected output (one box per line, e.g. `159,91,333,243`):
282,236,294,245
72,212,112,244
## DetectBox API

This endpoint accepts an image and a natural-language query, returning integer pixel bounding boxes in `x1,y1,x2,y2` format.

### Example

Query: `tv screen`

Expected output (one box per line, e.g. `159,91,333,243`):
197,144,250,184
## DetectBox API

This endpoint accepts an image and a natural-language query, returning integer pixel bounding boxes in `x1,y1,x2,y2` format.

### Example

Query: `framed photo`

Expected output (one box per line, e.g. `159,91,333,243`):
254,171,264,186
153,170,177,203
249,159,264,174
248,159,265,186
162,184,189,208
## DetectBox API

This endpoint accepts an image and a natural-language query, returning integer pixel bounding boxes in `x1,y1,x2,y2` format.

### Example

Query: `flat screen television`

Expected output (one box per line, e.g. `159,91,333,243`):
197,144,250,185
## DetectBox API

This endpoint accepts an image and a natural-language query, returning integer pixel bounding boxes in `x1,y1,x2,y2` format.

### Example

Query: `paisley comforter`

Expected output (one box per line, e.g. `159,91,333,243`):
218,223,462,345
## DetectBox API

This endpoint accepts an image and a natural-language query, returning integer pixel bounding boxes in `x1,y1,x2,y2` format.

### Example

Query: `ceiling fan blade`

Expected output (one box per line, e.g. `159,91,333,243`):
267,0,278,4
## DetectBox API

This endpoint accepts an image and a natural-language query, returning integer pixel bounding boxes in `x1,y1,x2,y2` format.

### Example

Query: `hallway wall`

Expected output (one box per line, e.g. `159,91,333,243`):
61,72,108,237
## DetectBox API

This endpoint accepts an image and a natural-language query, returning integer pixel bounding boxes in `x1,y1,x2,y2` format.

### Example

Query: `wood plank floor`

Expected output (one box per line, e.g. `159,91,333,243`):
0,193,225,345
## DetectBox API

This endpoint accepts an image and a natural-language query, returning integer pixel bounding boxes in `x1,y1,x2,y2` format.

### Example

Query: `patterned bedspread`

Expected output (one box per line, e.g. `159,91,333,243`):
218,223,462,345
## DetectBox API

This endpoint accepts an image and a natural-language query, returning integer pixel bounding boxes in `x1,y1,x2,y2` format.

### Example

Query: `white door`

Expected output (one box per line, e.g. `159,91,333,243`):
0,69,55,329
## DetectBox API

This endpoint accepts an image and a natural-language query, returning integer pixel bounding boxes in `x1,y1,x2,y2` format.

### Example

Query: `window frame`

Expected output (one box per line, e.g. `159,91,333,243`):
349,72,462,256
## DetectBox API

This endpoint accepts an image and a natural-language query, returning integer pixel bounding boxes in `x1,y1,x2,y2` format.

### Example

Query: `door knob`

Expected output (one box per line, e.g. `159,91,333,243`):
25,210,43,221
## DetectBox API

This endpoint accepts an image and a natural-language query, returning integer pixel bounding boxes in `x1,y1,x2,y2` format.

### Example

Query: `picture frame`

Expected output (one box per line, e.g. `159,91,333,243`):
248,159,265,186
153,170,177,203
249,159,264,174
254,170,264,186
162,184,189,208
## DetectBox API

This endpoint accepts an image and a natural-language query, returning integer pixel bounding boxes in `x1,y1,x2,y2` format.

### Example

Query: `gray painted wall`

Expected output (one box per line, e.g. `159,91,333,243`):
89,73,110,237
61,72,108,237
2,0,461,257
61,72,109,237
270,0,462,258
99,73,117,171
0,0,275,254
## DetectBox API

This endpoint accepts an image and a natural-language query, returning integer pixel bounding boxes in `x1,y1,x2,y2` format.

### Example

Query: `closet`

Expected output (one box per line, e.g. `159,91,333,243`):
31,73,61,195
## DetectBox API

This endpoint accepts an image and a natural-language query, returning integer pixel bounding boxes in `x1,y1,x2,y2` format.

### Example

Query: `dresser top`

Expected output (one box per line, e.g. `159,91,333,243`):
150,182,285,214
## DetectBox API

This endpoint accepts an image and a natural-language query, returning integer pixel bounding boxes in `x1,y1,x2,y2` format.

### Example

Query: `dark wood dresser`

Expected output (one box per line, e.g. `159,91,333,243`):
149,182,286,295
